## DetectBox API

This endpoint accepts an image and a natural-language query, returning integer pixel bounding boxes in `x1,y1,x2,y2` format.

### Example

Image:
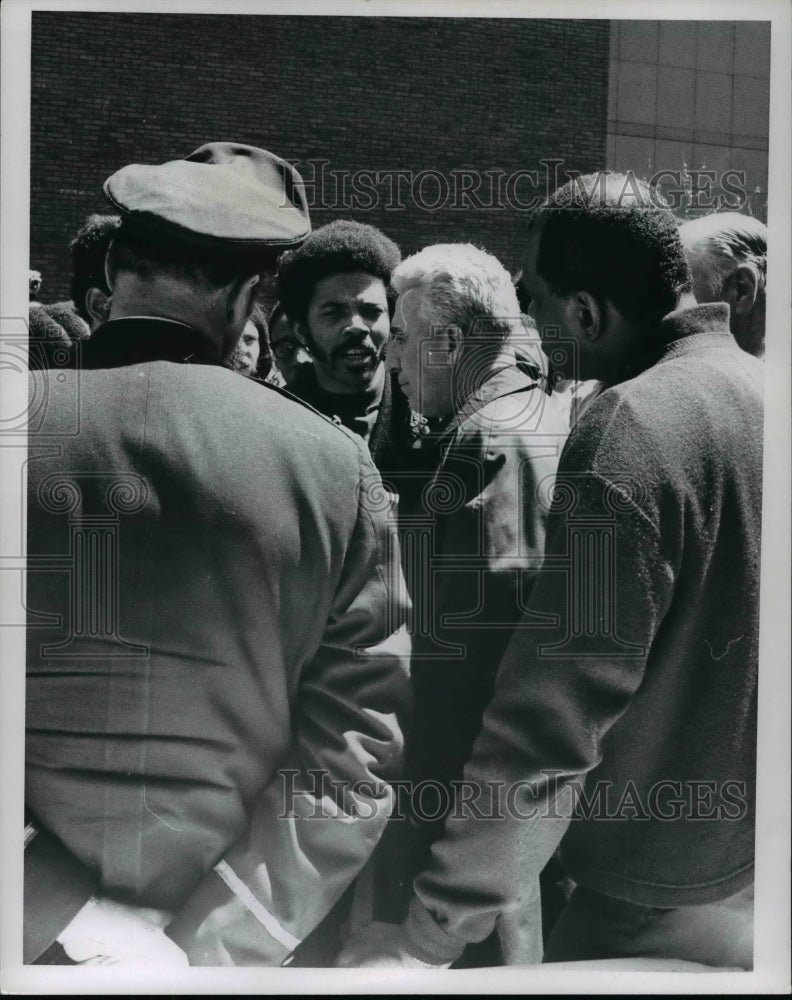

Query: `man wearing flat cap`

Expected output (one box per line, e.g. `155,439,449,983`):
24,143,411,967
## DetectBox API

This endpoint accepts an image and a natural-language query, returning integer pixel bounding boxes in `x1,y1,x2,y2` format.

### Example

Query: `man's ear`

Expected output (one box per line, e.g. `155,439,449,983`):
572,291,602,342
445,325,463,360
103,246,115,294
84,288,111,327
226,274,260,322
722,264,760,317
244,274,261,314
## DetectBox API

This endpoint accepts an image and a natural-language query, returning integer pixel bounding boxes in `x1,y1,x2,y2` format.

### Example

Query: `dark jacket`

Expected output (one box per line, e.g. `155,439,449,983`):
287,364,430,510
402,304,763,964
25,317,411,965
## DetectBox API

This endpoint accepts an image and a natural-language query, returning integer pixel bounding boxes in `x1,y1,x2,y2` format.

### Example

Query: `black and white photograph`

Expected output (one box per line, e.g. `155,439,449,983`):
1,0,789,994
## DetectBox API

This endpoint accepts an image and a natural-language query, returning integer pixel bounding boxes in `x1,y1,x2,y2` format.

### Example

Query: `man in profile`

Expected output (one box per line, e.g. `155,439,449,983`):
25,142,411,967
340,173,761,970
386,242,569,964
69,213,121,331
679,211,767,358
28,214,120,369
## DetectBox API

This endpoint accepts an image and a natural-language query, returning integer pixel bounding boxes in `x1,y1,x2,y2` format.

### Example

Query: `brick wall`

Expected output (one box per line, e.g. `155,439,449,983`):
31,13,609,302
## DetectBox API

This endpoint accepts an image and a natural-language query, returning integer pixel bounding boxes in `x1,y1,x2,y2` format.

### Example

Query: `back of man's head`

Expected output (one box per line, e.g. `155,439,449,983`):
392,243,521,356
99,142,311,355
277,220,401,325
69,214,121,326
678,212,766,356
531,172,692,330
105,224,278,293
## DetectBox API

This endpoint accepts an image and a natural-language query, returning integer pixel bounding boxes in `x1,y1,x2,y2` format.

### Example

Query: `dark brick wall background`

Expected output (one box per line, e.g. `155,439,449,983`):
31,13,609,302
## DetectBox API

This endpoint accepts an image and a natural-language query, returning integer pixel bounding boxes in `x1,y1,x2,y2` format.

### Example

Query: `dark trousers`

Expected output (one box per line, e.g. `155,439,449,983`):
543,882,754,969
33,941,76,965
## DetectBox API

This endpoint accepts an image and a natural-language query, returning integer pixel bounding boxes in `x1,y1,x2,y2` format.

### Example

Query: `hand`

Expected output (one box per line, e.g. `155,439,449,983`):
56,897,189,967
335,920,451,969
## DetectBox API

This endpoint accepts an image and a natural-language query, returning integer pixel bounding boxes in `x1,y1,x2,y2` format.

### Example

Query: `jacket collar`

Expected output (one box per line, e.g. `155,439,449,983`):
609,302,735,384
448,362,542,434
81,317,222,369
655,302,736,363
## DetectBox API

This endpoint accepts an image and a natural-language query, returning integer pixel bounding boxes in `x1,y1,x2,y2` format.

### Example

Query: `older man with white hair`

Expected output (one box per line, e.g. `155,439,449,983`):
340,175,761,973
386,243,569,964
678,212,767,358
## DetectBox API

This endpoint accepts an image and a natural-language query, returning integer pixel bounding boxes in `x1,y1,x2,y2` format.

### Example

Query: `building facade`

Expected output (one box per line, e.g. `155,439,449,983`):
607,20,770,220
30,13,610,301
30,15,771,303
30,12,609,301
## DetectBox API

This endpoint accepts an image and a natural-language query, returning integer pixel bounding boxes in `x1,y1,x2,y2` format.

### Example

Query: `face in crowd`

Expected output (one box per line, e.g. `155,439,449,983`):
269,311,312,387
297,271,391,393
232,320,261,377
388,286,456,422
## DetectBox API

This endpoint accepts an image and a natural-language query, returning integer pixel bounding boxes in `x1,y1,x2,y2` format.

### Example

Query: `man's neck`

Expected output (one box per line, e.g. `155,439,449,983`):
109,277,228,363
599,293,708,387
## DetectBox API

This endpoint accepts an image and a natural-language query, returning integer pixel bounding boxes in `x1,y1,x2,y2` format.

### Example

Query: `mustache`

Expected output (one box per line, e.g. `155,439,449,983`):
330,340,381,362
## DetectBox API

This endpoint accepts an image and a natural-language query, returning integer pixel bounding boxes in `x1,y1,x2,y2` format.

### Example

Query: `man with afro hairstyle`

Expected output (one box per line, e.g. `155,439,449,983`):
27,214,121,370
277,220,428,506
69,213,122,330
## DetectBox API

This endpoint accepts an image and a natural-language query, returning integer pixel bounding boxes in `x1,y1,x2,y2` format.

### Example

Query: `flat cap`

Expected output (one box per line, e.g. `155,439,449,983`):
104,142,310,250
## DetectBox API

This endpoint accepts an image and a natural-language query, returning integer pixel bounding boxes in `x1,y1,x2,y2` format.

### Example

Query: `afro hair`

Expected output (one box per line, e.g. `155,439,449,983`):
277,220,401,324
69,214,121,323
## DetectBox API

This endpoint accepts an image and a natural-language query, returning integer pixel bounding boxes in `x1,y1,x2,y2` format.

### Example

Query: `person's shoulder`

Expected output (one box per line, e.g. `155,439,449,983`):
563,359,708,470
560,380,652,472
462,377,568,442
615,340,760,415
239,374,375,461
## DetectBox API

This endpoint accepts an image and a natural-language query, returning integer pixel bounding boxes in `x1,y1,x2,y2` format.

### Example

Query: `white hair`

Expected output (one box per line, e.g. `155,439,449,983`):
392,243,521,352
679,213,767,302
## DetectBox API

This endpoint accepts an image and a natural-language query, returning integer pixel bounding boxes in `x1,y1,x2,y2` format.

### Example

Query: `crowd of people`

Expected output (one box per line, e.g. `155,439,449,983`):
24,140,766,972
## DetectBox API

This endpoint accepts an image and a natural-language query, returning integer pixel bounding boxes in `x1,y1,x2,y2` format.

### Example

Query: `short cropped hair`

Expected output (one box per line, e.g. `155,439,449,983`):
678,212,767,302
69,214,121,323
530,172,692,326
392,243,522,353
106,223,280,291
277,220,401,325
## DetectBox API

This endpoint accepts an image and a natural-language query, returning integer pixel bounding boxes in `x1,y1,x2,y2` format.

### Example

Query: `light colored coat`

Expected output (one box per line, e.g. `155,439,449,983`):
25,317,411,966
405,364,569,962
